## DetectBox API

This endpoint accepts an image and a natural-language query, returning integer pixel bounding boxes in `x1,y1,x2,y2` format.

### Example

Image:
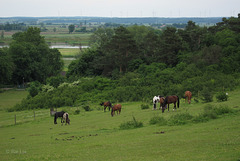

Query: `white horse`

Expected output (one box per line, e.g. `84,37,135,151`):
62,113,70,125
152,95,162,110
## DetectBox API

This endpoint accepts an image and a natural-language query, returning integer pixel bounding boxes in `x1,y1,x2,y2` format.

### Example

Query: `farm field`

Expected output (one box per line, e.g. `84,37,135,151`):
0,88,240,160
0,29,92,46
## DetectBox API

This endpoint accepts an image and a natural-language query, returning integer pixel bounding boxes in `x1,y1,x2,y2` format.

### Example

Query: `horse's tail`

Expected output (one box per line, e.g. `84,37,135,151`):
54,113,57,124
177,96,180,108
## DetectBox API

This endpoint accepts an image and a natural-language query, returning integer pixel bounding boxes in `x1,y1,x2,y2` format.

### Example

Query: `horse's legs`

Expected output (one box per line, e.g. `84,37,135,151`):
168,104,169,111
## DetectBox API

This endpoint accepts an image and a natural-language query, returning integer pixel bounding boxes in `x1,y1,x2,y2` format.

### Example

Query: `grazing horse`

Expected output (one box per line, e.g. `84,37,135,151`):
111,104,122,117
161,95,180,113
62,112,70,125
153,95,163,110
54,111,65,124
100,101,112,112
184,91,192,104
159,97,167,110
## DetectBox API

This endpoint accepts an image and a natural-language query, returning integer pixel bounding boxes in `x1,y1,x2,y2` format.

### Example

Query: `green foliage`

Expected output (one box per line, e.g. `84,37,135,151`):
168,113,193,125
193,104,233,123
200,87,213,103
83,105,91,111
149,116,167,126
0,48,14,84
140,104,149,110
46,76,65,88
8,27,63,84
216,92,229,102
27,81,42,97
74,109,80,115
68,24,75,33
119,116,143,130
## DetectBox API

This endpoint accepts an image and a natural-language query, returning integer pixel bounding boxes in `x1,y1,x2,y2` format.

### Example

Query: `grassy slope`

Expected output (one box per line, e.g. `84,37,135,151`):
0,88,240,161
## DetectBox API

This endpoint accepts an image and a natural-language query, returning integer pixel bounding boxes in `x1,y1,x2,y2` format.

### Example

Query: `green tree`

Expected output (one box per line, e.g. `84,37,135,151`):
0,48,14,84
9,27,63,84
68,24,75,34
28,81,42,97
160,27,183,66
1,31,4,39
105,26,137,73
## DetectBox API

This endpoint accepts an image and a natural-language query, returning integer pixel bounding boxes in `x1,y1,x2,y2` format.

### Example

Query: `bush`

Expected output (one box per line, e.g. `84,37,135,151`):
216,92,229,102
193,104,233,123
119,116,143,130
149,116,167,126
83,105,91,111
168,113,193,125
141,104,149,110
200,87,213,102
74,109,80,115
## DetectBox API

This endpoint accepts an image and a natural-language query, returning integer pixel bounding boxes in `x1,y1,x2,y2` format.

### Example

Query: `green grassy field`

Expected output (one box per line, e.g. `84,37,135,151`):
0,88,240,161
1,30,92,46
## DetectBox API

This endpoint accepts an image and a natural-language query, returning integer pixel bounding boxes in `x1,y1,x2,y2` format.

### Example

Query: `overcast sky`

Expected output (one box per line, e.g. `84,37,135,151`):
1,0,240,17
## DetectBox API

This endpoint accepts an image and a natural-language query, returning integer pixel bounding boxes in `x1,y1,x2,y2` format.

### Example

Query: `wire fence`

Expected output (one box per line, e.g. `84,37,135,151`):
0,110,51,127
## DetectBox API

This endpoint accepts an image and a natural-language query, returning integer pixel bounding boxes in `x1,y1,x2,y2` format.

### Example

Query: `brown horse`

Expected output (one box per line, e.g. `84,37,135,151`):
100,101,112,112
161,95,180,113
111,104,122,117
184,91,192,104
159,97,167,110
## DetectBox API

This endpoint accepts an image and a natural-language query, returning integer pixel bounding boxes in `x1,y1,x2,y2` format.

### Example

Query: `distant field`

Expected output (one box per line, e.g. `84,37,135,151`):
58,48,80,58
1,29,92,46
58,48,81,71
0,87,240,160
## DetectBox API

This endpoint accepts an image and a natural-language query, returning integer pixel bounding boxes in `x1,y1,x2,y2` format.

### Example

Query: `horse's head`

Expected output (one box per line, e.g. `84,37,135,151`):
67,118,70,124
100,102,104,106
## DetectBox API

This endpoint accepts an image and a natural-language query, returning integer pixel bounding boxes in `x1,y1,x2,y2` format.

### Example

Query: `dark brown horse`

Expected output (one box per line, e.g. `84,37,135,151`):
111,104,122,117
159,97,167,110
161,95,180,113
100,101,112,112
184,91,192,104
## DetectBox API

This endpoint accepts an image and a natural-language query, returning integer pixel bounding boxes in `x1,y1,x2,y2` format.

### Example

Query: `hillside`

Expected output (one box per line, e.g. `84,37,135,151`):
0,87,240,160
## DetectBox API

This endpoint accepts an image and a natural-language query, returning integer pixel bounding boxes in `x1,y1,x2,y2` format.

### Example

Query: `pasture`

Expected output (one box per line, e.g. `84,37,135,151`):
0,88,240,160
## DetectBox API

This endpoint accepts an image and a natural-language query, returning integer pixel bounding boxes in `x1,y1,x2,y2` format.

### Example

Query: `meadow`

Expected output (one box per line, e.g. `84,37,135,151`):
1,26,92,46
0,87,240,161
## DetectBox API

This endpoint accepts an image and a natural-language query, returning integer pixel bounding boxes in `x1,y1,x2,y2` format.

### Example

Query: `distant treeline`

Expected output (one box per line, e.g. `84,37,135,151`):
0,23,27,31
0,17,223,25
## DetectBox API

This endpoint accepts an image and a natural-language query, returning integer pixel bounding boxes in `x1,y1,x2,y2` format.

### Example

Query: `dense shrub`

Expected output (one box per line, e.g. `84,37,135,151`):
149,116,167,126
74,109,80,115
141,104,149,110
168,113,193,125
216,92,229,102
200,87,213,103
83,105,91,111
193,104,233,123
119,116,143,130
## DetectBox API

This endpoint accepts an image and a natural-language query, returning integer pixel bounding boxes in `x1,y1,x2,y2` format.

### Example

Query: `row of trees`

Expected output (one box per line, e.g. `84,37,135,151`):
67,15,240,78
0,23,27,31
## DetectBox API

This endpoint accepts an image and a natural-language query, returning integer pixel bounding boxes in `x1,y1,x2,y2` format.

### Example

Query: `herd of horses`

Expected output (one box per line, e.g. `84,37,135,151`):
54,91,192,125
153,91,192,113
